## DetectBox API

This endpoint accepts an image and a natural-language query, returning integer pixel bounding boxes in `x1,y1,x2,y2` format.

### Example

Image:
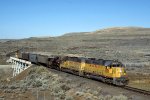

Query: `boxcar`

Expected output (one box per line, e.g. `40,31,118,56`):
29,53,38,64
17,52,23,59
37,54,48,65
22,52,29,60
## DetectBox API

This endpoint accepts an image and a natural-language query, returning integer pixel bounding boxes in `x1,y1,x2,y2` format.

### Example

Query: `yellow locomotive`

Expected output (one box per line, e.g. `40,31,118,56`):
60,56,128,86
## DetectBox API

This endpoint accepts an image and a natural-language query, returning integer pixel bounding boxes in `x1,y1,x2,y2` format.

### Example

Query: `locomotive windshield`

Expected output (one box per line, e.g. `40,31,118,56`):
104,60,124,67
111,63,124,67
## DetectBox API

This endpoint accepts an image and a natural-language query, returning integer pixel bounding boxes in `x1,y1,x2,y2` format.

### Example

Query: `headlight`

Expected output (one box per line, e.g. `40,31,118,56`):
120,69,122,72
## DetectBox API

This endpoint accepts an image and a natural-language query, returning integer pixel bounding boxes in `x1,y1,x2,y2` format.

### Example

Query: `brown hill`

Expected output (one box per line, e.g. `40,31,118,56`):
0,26,150,72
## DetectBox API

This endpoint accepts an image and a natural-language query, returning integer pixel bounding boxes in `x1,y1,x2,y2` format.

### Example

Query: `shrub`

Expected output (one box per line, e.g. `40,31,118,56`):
28,66,49,75
111,94,128,100
60,84,70,91
75,91,84,97
33,80,43,87
4,89,14,93
0,85,8,89
20,86,28,93
65,95,74,100
9,84,19,89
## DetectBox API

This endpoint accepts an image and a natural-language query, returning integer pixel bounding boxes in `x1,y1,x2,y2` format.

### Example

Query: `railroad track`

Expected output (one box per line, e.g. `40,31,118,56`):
46,66,150,95
124,86,150,95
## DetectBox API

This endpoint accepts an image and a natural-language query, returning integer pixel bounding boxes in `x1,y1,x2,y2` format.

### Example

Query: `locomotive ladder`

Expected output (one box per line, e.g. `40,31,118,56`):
7,57,32,77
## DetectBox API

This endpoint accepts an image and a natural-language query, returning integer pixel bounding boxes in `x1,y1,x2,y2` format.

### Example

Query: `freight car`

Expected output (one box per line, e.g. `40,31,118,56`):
37,54,49,65
22,52,29,61
17,52,129,86
37,54,56,67
29,53,38,64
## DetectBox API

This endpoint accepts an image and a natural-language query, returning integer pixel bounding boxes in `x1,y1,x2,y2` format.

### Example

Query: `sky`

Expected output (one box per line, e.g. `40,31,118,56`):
0,0,150,39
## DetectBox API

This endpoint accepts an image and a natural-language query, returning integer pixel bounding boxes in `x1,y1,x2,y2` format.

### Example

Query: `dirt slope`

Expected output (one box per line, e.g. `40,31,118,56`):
0,66,149,100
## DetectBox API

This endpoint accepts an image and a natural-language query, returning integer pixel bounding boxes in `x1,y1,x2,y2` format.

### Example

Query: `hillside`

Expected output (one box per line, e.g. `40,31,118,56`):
0,27,150,99
1,66,149,100
0,27,150,71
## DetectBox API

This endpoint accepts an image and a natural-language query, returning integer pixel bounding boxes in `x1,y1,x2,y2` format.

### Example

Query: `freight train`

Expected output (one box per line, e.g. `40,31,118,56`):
17,52,129,86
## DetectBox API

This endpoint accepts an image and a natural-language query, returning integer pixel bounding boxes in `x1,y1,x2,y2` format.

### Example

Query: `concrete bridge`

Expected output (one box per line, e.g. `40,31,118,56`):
8,57,32,77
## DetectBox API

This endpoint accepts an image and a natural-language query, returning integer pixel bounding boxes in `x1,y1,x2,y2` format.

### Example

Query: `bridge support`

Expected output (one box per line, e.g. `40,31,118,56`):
9,57,32,77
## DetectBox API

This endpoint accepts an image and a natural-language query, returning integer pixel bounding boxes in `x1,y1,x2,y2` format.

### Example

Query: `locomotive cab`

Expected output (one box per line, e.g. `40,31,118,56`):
110,61,129,86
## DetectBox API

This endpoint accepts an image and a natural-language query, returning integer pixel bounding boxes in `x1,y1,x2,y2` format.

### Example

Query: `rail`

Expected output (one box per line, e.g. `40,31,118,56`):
124,86,150,95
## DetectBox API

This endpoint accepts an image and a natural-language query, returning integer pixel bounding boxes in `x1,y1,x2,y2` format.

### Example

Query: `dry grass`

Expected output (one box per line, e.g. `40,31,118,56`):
0,66,129,100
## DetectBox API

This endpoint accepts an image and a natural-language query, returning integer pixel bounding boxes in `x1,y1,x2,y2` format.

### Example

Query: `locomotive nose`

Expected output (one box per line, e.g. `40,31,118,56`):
121,75,129,84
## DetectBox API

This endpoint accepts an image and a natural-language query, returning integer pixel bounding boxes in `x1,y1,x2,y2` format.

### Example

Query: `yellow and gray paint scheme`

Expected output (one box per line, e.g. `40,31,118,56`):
60,56,128,86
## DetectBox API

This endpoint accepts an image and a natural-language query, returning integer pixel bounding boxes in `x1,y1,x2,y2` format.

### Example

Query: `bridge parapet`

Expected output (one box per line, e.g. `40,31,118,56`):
9,57,32,77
